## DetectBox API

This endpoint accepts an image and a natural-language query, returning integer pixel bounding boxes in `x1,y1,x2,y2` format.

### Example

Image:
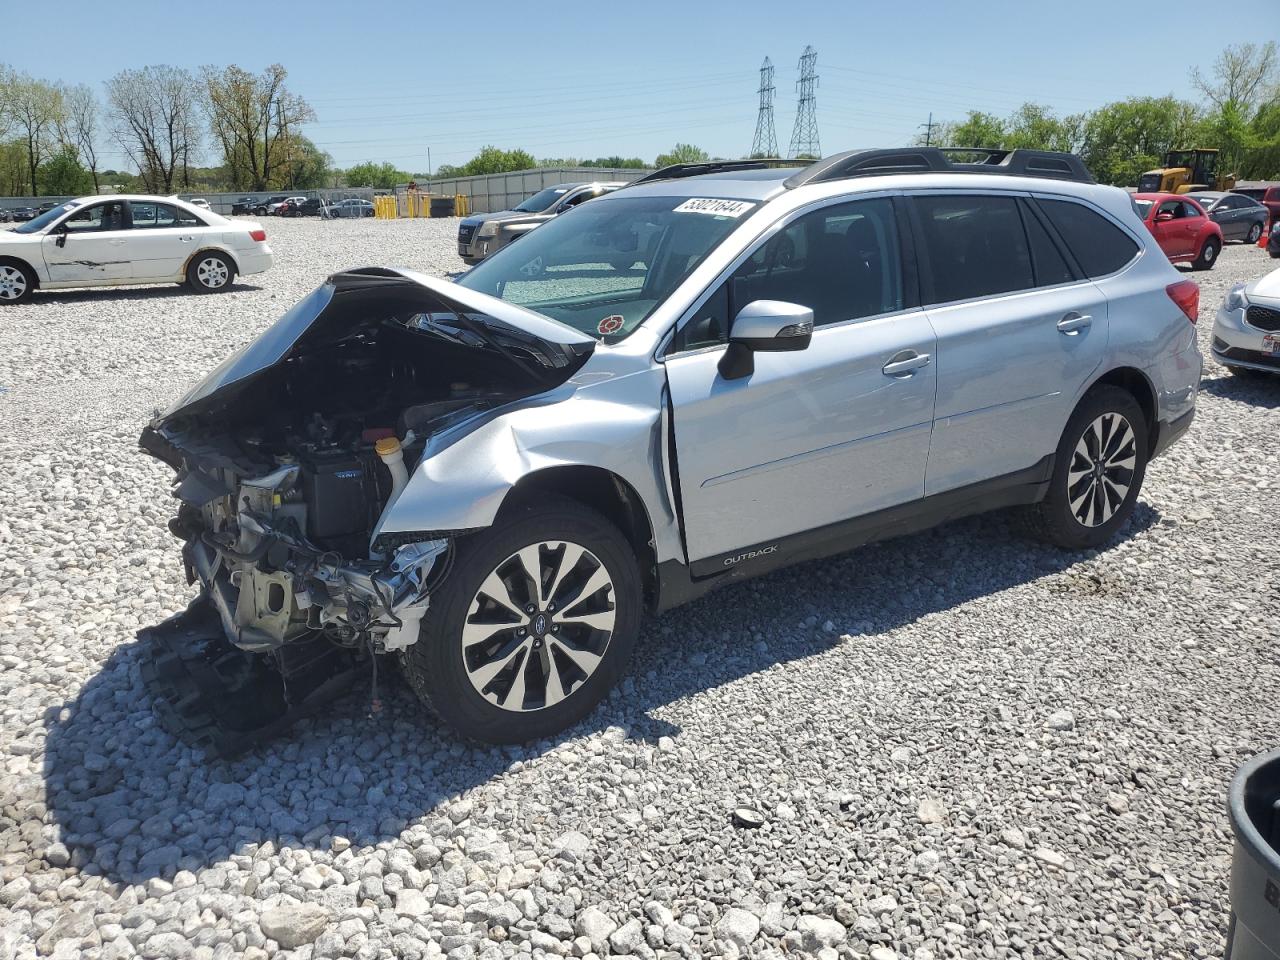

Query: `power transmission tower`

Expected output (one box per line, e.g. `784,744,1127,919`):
750,57,778,158
788,45,820,159
919,112,939,146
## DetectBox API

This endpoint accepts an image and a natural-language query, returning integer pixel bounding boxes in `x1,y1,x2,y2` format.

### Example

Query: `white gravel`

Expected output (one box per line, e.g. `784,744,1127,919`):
1,218,1278,960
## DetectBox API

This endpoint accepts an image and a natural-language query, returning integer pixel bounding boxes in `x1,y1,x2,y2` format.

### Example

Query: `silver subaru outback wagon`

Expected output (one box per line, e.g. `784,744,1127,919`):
139,149,1202,752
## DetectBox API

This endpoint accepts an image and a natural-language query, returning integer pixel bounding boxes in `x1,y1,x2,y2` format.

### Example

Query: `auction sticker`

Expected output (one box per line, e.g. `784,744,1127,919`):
597,315,625,335
673,198,754,218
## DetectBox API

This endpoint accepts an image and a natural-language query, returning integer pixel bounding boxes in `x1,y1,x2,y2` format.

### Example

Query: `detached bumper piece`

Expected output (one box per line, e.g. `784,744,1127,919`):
139,595,362,758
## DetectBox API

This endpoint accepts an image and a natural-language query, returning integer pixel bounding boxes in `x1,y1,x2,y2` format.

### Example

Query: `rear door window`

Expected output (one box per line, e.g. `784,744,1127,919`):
1019,201,1075,287
911,194,1034,303
1036,198,1140,278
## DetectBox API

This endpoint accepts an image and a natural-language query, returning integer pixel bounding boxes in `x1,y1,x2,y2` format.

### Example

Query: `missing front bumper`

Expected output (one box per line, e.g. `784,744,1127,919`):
138,595,362,758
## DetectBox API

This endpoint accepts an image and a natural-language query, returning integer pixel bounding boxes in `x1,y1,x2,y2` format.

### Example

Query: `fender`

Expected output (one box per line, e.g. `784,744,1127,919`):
374,355,686,565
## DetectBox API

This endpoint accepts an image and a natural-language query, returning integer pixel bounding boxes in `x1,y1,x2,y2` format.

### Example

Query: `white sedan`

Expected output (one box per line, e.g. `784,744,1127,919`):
0,194,273,304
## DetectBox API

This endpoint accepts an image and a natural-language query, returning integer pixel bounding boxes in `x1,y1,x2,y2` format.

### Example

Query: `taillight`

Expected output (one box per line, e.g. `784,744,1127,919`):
249,229,266,242
1166,280,1199,324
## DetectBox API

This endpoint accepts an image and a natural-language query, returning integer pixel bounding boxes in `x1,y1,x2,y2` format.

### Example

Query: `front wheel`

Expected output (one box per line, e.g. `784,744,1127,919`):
403,496,641,744
187,252,235,293
1026,386,1149,550
0,260,35,305
1246,223,1263,244
1192,238,1220,271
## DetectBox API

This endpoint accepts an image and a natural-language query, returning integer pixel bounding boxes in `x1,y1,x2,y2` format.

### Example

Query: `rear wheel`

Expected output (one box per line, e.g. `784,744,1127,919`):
186,252,235,293
403,496,641,744
1027,386,1148,550
0,260,35,305
1192,237,1220,271
1246,223,1263,244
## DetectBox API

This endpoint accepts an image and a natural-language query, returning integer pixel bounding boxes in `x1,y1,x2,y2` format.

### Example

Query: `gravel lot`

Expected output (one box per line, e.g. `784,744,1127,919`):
1,217,1278,960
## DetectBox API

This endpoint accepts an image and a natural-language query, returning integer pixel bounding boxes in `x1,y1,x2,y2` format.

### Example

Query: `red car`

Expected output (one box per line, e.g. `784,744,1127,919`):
1132,192,1223,271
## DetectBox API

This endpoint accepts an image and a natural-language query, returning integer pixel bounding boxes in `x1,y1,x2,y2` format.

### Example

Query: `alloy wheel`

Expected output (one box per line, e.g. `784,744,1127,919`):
1248,223,1262,244
0,265,28,301
1067,413,1137,527
461,540,615,712
196,257,229,289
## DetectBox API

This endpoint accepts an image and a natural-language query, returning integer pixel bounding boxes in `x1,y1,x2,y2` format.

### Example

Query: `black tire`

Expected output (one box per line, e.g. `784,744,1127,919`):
186,252,235,293
0,258,36,305
1246,222,1263,244
402,495,642,744
1192,237,1220,271
1026,385,1149,550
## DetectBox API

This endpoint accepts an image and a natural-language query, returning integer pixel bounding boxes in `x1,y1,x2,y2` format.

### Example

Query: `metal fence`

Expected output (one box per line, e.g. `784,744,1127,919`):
0,167,658,220
419,167,653,215
0,187,377,218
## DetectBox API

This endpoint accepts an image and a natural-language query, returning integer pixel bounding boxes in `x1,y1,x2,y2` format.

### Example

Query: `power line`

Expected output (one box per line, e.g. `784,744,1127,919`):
750,57,778,158
788,45,820,159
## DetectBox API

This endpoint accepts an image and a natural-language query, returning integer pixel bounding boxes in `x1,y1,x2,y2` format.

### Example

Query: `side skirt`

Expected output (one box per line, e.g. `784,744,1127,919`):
654,455,1054,613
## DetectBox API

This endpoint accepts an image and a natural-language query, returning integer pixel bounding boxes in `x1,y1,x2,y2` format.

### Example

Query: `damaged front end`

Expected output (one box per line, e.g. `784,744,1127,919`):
138,267,594,755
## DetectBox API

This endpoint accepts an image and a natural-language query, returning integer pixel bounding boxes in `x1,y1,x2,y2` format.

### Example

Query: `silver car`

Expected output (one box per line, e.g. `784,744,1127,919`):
457,181,626,264
140,149,1201,751
1213,266,1280,376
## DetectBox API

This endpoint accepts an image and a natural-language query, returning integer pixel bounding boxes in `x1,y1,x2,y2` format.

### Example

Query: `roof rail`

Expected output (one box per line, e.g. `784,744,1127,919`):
783,147,1095,189
629,158,805,185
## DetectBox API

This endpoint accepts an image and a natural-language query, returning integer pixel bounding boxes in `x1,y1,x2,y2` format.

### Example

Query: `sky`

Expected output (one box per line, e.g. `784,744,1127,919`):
5,0,1279,174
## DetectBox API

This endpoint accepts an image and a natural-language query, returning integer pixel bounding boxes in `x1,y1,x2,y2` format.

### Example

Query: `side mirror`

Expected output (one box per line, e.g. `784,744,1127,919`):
1155,211,1174,222
55,223,69,247
718,300,814,381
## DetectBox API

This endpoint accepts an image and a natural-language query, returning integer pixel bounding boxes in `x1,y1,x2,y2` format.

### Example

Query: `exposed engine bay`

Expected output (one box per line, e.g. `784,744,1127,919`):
136,268,593,753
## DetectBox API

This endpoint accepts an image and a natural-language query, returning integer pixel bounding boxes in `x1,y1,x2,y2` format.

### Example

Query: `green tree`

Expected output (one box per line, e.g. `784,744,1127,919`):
937,111,1007,148
582,156,646,168
203,64,316,191
8,75,64,194
461,145,536,176
1245,100,1280,178
282,136,332,189
1080,96,1202,186
344,160,409,188
38,147,92,195
1004,103,1084,152
654,143,709,167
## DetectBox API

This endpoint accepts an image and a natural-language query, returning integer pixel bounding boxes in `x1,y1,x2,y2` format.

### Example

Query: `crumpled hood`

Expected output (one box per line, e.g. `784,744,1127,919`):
158,266,595,421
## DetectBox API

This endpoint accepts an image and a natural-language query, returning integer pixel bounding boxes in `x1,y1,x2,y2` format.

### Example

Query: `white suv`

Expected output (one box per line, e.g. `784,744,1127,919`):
140,149,1201,751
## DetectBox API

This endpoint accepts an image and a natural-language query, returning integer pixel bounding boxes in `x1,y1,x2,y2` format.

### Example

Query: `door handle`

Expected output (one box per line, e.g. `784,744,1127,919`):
1057,312,1092,335
179,235,194,242
882,351,931,378
109,239,126,246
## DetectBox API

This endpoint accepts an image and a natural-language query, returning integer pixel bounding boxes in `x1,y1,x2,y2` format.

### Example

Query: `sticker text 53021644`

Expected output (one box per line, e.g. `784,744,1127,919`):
673,198,755,218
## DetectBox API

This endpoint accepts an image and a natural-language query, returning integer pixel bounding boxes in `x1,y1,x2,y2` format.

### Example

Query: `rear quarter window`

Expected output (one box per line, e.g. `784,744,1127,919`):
1037,198,1140,278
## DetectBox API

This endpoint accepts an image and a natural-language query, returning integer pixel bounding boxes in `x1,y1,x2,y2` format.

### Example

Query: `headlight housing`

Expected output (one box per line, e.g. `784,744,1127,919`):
1225,283,1249,313
477,220,500,238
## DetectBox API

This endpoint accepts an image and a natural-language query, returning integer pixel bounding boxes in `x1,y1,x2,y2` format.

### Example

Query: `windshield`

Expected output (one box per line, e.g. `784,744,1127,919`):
1166,151,1195,169
513,186,570,213
14,201,81,234
458,194,757,341
1131,199,1154,220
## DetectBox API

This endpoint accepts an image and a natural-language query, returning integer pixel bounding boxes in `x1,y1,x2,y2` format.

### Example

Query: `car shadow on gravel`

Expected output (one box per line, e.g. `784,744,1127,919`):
1199,371,1280,408
40,504,1159,886
31,283,265,305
